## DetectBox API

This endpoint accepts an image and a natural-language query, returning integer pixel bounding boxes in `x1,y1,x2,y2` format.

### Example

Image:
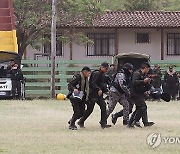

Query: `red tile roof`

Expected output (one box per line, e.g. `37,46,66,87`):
60,11,180,28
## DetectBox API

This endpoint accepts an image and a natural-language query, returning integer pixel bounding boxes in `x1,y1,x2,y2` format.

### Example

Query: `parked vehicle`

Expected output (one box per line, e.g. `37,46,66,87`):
0,51,25,99
113,52,150,71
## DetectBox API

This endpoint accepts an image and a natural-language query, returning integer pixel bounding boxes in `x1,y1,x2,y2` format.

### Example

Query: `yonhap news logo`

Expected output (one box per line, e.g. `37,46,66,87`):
147,133,180,148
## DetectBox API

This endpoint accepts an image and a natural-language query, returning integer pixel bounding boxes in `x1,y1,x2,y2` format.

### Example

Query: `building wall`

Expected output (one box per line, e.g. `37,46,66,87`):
25,28,114,61
25,28,180,61
163,28,180,60
118,28,161,60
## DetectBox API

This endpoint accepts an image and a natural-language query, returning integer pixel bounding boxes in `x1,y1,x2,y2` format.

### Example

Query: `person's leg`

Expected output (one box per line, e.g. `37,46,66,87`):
142,107,148,124
16,81,21,99
11,80,16,99
78,101,86,119
70,100,80,130
134,105,147,123
106,91,120,118
128,95,145,127
122,97,129,125
97,97,107,126
128,106,139,126
78,98,95,126
77,101,86,128
171,85,177,100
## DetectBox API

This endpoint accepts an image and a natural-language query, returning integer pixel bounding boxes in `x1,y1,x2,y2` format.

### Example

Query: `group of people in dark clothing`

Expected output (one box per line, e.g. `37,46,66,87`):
0,60,23,99
151,64,180,101
67,62,180,130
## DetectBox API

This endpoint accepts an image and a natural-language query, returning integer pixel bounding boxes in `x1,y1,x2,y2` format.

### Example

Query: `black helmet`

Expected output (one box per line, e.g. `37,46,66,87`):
122,63,134,70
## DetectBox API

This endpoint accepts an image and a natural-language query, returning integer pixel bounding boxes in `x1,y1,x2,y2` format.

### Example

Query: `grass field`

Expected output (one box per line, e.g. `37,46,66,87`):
0,99,180,154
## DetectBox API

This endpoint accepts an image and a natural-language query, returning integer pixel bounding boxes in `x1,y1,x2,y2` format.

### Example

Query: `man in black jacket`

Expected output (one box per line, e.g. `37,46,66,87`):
9,63,23,99
67,66,91,130
128,62,154,128
78,62,111,129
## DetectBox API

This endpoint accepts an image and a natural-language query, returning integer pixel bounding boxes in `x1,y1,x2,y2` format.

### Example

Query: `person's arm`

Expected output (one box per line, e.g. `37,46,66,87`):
90,71,101,91
174,73,179,83
68,74,81,92
116,73,130,94
164,72,167,83
132,71,144,86
158,70,162,78
19,69,24,80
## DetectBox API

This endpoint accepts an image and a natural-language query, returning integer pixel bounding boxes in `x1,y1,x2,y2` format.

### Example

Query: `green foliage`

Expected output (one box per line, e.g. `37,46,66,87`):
101,0,126,11
160,0,180,11
14,0,102,58
103,0,180,11
124,0,160,11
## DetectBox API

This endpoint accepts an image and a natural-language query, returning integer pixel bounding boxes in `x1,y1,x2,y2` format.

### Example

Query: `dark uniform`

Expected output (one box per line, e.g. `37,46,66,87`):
67,68,90,130
9,66,23,99
151,66,162,88
78,68,111,129
107,63,133,125
0,66,7,77
163,68,179,100
128,68,154,128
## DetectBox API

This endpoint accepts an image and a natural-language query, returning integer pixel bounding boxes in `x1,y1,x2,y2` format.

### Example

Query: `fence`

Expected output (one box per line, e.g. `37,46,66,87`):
21,59,111,97
21,59,180,98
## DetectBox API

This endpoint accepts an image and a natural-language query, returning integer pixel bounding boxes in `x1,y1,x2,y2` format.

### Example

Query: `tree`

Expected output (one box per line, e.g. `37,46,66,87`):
13,0,102,59
14,0,51,58
160,0,180,11
124,0,160,11
101,0,126,11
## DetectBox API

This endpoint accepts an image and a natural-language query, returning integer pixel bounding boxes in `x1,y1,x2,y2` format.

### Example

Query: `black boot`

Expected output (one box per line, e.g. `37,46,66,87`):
101,124,111,129
69,124,77,130
144,122,155,127
77,121,85,128
134,122,142,128
123,120,129,126
111,114,118,125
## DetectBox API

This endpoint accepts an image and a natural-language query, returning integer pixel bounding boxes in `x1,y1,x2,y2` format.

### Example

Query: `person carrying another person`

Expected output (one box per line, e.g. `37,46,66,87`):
128,62,154,128
67,66,91,130
78,62,111,129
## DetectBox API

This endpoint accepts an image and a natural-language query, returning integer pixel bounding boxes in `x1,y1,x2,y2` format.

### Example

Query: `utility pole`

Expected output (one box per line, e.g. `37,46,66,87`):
50,0,57,98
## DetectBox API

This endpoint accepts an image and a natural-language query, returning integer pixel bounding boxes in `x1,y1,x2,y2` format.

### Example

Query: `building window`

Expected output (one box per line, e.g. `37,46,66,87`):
43,34,63,56
167,33,180,55
136,33,150,44
87,33,115,56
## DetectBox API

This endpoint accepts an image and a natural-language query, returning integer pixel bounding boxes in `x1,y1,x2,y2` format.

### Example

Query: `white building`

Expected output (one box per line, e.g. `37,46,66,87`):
25,11,180,61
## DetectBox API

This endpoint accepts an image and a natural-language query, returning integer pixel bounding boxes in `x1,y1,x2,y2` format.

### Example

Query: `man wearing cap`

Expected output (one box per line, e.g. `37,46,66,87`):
67,66,91,130
106,63,133,125
128,62,155,128
78,62,111,129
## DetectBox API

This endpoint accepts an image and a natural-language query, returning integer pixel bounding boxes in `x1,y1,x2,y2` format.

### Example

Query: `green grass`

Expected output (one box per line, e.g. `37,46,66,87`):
0,99,180,154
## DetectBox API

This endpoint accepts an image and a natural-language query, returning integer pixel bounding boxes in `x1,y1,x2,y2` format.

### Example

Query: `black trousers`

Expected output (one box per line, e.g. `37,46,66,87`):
79,96,107,126
163,84,178,100
70,98,85,126
12,80,21,98
129,93,148,125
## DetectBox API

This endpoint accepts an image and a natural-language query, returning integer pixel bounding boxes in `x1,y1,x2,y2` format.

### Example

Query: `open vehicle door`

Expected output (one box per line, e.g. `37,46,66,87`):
113,52,150,71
